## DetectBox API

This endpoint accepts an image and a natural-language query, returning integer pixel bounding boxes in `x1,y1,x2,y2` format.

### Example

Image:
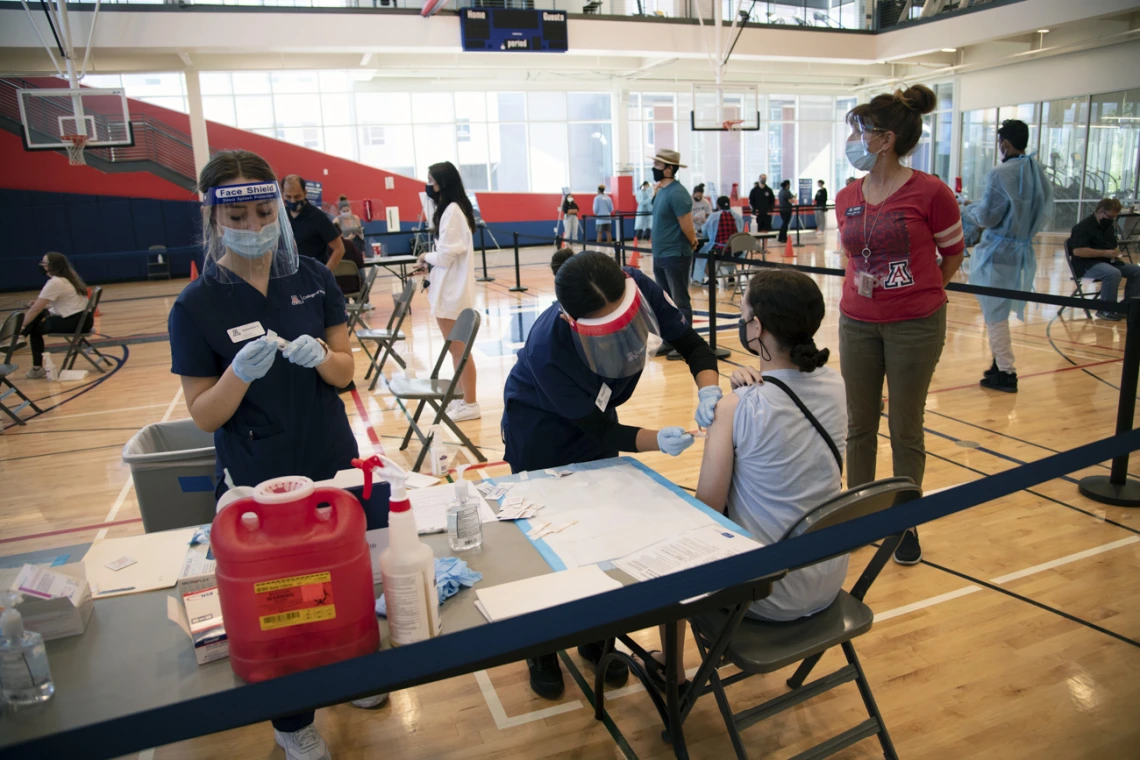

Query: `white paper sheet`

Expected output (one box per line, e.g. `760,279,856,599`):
510,464,720,568
613,525,762,582
83,528,197,598
408,483,497,534
474,565,623,622
321,468,441,491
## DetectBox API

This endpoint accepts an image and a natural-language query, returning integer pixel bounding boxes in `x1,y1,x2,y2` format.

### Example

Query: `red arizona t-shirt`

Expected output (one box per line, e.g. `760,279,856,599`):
835,170,964,323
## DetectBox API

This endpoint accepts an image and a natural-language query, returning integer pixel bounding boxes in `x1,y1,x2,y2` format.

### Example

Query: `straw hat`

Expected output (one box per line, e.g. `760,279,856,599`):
647,149,687,168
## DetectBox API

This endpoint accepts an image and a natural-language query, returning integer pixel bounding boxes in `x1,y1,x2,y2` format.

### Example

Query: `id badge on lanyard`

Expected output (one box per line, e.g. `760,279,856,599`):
856,265,876,299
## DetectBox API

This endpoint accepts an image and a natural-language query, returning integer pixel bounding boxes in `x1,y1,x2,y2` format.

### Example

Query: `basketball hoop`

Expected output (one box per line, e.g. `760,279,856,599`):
722,119,745,132
62,135,88,166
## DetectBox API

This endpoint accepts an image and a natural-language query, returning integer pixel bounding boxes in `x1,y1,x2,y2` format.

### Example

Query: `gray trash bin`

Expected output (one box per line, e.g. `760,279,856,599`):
122,419,217,533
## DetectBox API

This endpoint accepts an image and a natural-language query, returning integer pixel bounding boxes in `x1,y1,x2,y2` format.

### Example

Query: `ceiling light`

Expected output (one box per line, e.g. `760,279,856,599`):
941,48,957,53
1037,29,1050,34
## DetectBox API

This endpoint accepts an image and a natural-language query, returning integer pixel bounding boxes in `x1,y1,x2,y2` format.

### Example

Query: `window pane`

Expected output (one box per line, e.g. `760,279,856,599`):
271,71,320,94
998,103,1040,155
321,94,353,127
273,94,321,128
1040,97,1088,230
625,91,640,121
960,108,998,205
799,121,832,193
411,93,455,124
1089,89,1140,203
84,74,122,89
529,123,569,192
121,73,184,98
934,82,953,113
235,95,275,129
908,115,932,174
275,126,322,151
200,73,232,96
202,95,236,126
931,111,952,184
488,92,525,122
318,71,351,93
768,121,794,184
798,95,832,122
768,96,795,122
743,129,766,187
527,92,567,122
323,126,356,161
415,125,458,180
568,93,611,121
455,92,487,123
232,72,271,95
641,93,675,121
490,123,528,191
358,125,415,179
355,93,411,124
458,123,491,191
568,123,612,191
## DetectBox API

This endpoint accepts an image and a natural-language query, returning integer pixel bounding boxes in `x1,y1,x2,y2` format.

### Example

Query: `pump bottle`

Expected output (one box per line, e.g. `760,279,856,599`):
0,592,54,706
447,478,483,551
352,456,441,646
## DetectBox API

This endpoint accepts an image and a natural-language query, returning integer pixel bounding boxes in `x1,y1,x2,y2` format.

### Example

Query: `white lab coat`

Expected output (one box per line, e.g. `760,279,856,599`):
424,203,476,320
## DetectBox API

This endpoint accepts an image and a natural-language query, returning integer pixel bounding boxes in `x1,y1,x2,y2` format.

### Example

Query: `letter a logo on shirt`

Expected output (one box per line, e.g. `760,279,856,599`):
882,260,914,289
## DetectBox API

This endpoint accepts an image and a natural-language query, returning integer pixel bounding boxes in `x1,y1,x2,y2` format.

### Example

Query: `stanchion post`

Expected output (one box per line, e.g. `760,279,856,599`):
793,206,804,248
705,252,730,360
1078,296,1140,506
476,225,494,283
509,232,529,293
616,214,625,267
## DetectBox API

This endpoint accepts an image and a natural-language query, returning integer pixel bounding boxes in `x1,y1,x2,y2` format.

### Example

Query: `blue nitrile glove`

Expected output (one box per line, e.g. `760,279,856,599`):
695,385,723,428
231,337,276,383
657,426,695,457
375,557,483,617
282,334,327,368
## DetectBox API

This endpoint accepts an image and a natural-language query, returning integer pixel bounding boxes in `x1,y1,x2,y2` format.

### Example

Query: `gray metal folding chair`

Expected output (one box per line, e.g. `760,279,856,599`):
49,286,112,372
1116,215,1138,263
0,312,43,426
357,276,416,391
675,477,921,760
722,232,765,302
390,308,486,471
1059,238,1100,320
340,260,375,337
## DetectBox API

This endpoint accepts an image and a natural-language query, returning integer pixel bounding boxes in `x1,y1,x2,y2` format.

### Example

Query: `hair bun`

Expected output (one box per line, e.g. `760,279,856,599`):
790,343,830,372
896,85,937,116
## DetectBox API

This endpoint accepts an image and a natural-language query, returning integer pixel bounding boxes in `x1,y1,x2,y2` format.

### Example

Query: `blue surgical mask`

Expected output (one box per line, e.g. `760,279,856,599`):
845,136,880,172
222,221,280,259
284,199,304,213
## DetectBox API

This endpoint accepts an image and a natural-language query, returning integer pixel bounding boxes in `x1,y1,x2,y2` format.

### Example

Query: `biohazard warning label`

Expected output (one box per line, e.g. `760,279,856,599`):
254,572,336,631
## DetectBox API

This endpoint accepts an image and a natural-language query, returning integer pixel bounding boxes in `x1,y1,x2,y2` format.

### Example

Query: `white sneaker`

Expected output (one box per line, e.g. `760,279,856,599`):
274,725,331,760
449,401,482,422
445,398,463,415
351,692,389,709
25,366,46,379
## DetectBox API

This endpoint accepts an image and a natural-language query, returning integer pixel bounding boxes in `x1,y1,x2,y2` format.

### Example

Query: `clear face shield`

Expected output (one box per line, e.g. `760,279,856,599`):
564,276,663,379
201,181,299,285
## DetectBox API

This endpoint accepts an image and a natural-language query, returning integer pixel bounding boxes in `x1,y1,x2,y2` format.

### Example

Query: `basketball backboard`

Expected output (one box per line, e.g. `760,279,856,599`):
17,87,133,150
691,83,760,132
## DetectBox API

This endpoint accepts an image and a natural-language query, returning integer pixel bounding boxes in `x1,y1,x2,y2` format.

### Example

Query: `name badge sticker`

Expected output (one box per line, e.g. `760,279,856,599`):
228,321,266,343
595,382,612,413
845,206,865,217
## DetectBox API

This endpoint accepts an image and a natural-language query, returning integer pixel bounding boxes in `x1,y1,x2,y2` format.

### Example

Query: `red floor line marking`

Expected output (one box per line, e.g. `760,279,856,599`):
1,517,144,545
349,388,385,456
945,318,1125,353
925,357,1123,396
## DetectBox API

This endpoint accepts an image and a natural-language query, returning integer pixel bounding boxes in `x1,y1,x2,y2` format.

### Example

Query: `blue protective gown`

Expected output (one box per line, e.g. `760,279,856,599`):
635,186,654,233
962,154,1053,323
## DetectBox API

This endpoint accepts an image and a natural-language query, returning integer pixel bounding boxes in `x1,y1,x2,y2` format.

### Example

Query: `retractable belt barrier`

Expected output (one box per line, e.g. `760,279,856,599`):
15,427,1140,759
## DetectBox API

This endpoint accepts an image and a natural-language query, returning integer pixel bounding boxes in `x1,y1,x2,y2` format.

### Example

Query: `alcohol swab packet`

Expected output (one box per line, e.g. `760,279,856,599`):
265,330,289,351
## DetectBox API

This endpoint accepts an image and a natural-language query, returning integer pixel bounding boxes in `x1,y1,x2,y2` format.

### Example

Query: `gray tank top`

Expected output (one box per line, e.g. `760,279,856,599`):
727,367,849,621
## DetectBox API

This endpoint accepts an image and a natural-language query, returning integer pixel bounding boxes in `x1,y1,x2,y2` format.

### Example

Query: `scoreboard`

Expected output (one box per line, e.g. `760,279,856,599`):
459,8,568,53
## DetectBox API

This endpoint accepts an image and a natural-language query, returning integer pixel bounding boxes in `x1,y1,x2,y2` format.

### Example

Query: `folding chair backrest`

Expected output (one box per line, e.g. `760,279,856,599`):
429,308,481,388
727,232,761,255
0,311,25,365
384,276,417,333
780,476,922,600
1063,237,1085,282
333,260,362,298
1118,215,1139,241
359,264,379,303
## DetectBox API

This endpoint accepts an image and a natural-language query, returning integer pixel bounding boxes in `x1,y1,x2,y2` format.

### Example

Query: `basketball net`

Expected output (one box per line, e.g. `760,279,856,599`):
722,119,745,132
63,135,88,166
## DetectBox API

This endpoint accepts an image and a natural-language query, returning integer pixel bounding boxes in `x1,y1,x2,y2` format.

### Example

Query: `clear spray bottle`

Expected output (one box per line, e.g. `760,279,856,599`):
0,592,54,707
447,465,483,552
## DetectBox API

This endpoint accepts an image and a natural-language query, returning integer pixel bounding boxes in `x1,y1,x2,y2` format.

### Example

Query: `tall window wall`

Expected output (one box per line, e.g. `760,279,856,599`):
960,89,1140,232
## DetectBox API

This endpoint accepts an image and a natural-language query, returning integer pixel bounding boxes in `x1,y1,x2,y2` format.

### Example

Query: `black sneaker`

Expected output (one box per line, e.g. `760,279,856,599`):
980,370,1017,393
577,641,630,688
983,360,999,379
893,529,922,566
526,654,564,700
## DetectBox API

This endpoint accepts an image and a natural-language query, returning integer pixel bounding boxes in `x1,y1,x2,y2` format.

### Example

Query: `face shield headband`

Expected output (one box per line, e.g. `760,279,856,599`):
201,181,299,285
564,276,663,379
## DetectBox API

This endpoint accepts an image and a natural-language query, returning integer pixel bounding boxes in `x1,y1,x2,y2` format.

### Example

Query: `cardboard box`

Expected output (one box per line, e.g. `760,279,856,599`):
1,564,94,641
177,533,216,596
167,588,228,665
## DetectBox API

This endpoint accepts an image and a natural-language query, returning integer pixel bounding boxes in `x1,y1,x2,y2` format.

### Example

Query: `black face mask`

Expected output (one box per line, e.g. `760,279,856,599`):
652,167,666,183
425,184,440,202
1100,217,1114,229
738,318,772,361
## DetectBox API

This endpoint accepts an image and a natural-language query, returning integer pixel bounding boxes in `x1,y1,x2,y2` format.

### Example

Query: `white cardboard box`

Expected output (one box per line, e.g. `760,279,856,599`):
1,564,94,641
167,588,228,665
177,535,216,596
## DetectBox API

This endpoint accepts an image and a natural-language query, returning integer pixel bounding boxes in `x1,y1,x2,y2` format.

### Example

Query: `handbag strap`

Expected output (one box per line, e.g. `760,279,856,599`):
761,375,843,475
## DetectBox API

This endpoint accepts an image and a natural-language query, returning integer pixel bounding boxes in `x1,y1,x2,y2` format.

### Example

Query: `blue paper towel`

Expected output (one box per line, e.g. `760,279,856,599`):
375,557,483,617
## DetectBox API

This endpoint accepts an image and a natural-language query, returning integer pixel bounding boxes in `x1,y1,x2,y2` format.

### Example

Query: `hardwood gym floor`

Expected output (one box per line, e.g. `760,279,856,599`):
1,234,1138,759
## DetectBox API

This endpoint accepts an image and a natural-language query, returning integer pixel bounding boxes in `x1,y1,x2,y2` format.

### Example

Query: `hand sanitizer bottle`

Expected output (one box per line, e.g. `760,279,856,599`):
0,593,54,706
447,478,483,552
429,425,449,477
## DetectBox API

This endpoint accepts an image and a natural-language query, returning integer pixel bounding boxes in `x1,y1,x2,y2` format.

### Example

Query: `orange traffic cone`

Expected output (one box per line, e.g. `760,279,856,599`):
629,246,641,269
88,287,101,317
189,260,200,282
783,236,795,258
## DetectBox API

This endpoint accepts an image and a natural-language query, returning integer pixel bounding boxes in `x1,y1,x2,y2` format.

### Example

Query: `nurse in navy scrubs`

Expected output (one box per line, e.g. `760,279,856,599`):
168,150,379,760
501,249,722,699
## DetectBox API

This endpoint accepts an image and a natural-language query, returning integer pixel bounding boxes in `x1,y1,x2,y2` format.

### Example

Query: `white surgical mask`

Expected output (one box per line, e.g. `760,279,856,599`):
845,135,880,172
222,221,279,259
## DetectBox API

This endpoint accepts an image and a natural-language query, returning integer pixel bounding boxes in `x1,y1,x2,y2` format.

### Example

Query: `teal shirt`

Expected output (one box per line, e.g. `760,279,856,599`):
652,181,693,258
